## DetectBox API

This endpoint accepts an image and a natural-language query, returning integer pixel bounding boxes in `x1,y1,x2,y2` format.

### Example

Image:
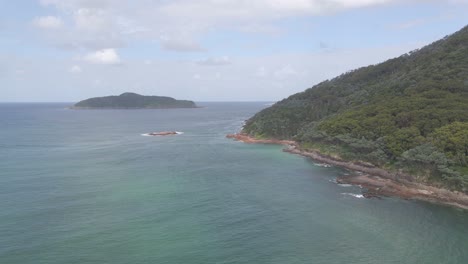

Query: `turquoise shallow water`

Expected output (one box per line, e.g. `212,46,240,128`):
1,102,467,264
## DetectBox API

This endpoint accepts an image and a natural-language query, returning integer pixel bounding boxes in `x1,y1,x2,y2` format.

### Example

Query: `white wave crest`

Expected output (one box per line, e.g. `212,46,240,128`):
342,193,364,199
314,163,332,168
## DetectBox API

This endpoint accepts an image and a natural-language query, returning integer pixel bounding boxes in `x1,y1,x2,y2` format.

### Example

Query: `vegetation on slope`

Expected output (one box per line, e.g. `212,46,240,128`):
243,25,468,192
74,92,197,109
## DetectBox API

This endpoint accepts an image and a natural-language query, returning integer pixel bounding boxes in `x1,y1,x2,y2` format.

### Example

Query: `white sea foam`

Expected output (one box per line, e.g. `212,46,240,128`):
175,131,184,135
314,163,332,168
329,179,352,187
342,193,364,199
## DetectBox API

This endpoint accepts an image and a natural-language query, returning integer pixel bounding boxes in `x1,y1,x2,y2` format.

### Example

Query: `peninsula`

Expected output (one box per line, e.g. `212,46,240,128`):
230,25,468,209
72,92,197,109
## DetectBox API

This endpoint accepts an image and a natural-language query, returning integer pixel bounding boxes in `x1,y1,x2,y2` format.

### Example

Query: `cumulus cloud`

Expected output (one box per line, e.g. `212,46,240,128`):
7,0,467,103
160,37,205,52
74,8,111,32
157,0,394,21
33,16,63,29
196,56,232,66
3,40,430,101
83,49,121,64
35,0,398,52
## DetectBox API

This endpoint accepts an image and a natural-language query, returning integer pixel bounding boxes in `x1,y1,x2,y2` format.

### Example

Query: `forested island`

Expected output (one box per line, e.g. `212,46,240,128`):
73,92,197,109
236,25,468,205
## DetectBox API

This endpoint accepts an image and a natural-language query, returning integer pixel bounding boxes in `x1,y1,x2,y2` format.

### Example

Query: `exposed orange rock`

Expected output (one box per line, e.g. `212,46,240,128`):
336,175,468,210
227,133,468,210
226,133,296,146
149,131,178,136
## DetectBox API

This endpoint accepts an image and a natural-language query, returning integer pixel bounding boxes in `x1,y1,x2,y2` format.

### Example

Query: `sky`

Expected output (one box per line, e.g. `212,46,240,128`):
1,0,467,102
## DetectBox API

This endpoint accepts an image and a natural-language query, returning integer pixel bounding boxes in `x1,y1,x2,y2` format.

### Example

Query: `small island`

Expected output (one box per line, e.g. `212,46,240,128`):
72,92,197,109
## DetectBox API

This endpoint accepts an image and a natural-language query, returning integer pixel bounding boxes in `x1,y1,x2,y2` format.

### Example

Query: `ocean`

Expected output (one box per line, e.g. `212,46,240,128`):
1,102,467,264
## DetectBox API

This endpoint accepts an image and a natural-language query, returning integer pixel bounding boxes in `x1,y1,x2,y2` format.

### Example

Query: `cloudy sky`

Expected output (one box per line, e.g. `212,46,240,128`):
1,0,467,102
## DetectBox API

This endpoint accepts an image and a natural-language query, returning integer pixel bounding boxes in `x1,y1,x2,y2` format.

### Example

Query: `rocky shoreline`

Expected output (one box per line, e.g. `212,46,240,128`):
227,133,468,210
226,133,296,145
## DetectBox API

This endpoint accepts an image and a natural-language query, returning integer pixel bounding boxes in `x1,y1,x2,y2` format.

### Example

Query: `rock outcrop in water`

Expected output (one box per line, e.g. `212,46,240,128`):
148,131,178,136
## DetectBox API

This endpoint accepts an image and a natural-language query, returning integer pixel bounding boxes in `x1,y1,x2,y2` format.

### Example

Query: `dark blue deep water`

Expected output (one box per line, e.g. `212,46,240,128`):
1,103,467,264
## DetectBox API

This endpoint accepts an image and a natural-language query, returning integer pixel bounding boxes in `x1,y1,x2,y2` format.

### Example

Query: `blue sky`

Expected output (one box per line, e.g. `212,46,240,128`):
1,0,467,102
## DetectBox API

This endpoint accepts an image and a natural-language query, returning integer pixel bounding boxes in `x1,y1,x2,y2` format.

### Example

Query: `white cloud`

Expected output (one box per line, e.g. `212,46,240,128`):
2,40,430,101
83,49,121,64
339,0,391,8
160,37,205,52
74,8,110,32
256,66,268,77
196,56,232,66
7,1,468,102
40,0,111,9
69,65,82,73
274,65,299,79
33,16,63,29
34,0,398,52
157,0,394,21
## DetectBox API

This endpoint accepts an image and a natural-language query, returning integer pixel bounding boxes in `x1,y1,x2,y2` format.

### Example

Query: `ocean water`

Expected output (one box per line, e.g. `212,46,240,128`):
1,102,467,264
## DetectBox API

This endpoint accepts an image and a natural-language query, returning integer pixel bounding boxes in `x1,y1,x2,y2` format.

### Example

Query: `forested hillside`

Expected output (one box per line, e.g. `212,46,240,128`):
243,25,468,192
74,92,197,109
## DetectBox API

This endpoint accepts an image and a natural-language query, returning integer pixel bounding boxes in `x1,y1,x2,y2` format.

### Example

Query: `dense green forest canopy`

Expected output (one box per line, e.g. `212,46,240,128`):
243,25,468,192
73,92,197,109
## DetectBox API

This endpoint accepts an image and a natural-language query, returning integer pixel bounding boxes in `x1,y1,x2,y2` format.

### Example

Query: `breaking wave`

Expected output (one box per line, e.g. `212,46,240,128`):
342,193,364,199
